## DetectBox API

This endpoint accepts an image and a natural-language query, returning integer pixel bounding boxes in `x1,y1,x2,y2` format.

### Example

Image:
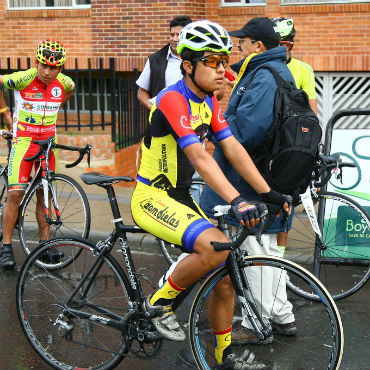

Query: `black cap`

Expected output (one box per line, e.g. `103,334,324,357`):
228,17,280,47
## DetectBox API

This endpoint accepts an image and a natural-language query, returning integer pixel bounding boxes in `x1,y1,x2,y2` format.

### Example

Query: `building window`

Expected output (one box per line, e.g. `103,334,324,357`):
281,0,368,4
8,0,90,9
221,0,265,6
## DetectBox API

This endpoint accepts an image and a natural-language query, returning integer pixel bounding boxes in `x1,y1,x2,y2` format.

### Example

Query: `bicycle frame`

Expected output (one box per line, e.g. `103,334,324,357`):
55,184,146,331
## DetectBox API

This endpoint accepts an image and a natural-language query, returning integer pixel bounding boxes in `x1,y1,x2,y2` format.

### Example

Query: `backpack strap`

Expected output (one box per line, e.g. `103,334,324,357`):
243,65,290,161
242,64,294,92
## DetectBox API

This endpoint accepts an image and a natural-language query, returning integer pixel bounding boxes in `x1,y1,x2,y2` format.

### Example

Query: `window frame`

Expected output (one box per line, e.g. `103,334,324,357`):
220,0,265,7
7,0,91,10
280,0,368,4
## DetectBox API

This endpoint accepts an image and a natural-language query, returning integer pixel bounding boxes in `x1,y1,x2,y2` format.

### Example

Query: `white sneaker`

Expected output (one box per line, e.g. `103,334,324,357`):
158,252,190,287
144,296,186,342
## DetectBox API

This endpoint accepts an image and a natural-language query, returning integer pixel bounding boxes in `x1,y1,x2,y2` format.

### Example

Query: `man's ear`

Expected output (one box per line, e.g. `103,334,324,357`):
256,41,267,52
182,60,193,75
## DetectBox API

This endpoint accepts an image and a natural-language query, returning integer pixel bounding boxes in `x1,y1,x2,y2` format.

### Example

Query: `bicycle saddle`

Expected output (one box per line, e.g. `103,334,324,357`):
80,172,134,186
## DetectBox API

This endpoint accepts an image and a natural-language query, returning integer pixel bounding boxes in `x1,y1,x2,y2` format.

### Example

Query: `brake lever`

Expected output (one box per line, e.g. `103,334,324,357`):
255,203,268,246
280,195,293,232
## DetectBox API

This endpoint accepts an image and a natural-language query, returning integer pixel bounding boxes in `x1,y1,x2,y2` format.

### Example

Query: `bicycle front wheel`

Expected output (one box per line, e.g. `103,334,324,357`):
0,165,8,240
284,191,370,300
189,255,343,370
18,174,91,262
16,237,132,370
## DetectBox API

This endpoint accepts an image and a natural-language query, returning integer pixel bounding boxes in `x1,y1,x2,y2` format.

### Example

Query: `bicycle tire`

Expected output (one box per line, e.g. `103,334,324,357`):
16,237,132,370
189,255,343,370
284,191,370,300
0,166,8,241
18,173,91,268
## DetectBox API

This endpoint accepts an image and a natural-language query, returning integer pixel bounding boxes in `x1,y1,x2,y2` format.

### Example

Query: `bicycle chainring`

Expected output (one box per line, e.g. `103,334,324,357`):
125,311,162,359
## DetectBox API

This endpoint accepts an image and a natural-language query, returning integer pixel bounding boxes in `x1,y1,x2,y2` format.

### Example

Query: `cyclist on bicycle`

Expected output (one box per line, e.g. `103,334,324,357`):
0,39,75,269
131,20,289,370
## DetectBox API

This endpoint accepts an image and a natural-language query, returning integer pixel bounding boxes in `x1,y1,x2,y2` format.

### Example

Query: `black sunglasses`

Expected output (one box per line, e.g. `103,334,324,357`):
42,49,64,60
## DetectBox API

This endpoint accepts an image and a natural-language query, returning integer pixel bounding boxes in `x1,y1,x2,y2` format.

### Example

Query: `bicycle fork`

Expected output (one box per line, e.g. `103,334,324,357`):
39,155,61,225
226,252,272,341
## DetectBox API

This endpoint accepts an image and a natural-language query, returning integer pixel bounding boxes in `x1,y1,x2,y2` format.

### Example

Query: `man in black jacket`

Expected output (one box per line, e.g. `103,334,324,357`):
136,15,192,110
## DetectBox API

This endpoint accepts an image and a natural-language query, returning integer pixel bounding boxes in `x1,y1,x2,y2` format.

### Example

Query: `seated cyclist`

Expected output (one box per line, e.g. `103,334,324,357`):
131,20,288,370
0,39,75,269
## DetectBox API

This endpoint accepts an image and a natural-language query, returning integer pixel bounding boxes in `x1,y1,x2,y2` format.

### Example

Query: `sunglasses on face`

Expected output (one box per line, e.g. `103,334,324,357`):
42,49,64,60
194,54,229,69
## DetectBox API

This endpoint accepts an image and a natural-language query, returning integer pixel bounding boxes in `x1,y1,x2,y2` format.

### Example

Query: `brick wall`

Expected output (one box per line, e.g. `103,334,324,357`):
206,0,370,72
1,0,368,72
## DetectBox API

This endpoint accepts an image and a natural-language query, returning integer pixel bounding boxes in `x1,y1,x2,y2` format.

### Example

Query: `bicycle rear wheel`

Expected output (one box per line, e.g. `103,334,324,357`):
189,255,343,370
16,237,132,370
18,173,91,267
284,191,370,300
0,166,8,240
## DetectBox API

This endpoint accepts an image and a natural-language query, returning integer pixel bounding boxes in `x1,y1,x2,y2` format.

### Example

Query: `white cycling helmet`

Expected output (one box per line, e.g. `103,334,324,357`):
177,20,233,55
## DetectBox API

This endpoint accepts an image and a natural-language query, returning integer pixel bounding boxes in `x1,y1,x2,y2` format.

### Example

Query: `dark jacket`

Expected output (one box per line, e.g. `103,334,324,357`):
148,44,170,98
200,46,294,232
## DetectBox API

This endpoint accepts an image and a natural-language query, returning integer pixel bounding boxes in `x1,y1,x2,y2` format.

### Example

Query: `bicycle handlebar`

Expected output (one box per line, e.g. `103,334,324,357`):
0,130,12,140
314,154,356,187
24,136,91,168
212,196,293,251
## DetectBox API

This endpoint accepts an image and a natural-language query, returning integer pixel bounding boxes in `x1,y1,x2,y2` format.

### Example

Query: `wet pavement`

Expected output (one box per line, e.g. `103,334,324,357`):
0,167,370,369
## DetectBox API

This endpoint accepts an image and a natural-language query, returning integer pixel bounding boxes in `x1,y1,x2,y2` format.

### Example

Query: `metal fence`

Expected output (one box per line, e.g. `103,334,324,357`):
0,57,148,150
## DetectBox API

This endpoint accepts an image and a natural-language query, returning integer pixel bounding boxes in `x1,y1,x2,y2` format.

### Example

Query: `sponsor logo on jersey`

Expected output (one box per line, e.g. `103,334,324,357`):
51,87,62,98
180,115,191,129
22,102,34,111
25,116,36,123
139,198,180,230
217,108,225,123
161,144,168,173
35,103,60,111
190,114,200,126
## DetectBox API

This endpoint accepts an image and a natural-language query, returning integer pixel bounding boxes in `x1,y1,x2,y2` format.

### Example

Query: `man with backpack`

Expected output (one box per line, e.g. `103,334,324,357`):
200,17,298,341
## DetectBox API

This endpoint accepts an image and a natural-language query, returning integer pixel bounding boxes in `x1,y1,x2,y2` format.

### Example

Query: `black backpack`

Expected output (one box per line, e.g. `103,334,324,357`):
246,65,322,197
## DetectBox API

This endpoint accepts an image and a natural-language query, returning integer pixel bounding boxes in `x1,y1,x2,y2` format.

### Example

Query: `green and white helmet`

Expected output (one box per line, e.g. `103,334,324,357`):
272,17,296,41
177,20,233,55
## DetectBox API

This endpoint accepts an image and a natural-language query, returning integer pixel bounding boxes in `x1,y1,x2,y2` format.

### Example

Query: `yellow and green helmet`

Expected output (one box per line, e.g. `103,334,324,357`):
36,39,66,67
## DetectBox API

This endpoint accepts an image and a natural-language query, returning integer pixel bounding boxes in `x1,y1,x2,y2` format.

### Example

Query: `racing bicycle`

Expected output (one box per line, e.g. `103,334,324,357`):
16,172,343,370
0,130,91,267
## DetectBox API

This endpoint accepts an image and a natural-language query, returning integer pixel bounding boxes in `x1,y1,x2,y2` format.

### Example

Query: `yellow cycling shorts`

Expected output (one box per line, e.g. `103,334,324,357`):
131,181,215,252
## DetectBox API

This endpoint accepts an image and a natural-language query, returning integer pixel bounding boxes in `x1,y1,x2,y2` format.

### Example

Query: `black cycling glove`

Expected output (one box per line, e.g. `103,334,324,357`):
260,189,287,207
230,195,259,224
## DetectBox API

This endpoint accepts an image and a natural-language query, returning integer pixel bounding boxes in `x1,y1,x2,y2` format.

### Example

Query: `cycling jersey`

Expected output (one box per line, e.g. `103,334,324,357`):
1,68,74,138
131,79,232,252
1,68,73,190
137,79,232,189
287,57,316,99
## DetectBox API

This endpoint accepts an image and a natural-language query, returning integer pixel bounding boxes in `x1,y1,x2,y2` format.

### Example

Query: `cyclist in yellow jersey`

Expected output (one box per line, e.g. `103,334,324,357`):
272,17,317,114
0,39,74,268
131,20,290,370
